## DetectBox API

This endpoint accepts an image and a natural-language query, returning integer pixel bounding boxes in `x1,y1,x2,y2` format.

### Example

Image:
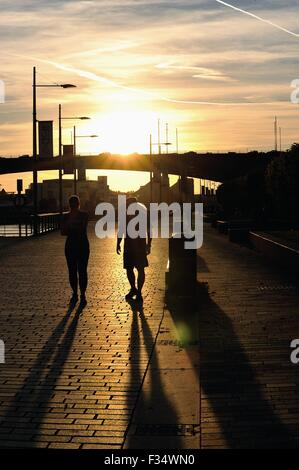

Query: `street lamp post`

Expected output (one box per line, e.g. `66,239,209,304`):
151,120,172,203
58,104,63,216
32,66,76,234
73,125,76,195
58,111,90,211
32,67,37,235
72,129,99,194
150,133,153,203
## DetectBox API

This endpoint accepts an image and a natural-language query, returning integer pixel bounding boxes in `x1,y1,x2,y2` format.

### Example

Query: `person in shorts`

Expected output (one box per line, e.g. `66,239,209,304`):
116,197,151,303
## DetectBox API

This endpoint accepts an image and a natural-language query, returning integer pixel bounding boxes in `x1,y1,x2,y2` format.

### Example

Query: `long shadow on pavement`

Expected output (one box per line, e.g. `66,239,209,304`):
0,301,85,447
124,300,182,449
166,282,294,449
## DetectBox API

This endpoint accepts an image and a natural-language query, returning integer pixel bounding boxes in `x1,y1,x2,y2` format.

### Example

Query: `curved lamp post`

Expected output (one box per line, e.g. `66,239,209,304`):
72,130,99,194
32,66,76,235
58,109,91,212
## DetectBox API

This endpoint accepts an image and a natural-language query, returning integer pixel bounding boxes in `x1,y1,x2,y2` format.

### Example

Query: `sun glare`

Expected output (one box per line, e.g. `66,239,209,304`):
76,110,160,155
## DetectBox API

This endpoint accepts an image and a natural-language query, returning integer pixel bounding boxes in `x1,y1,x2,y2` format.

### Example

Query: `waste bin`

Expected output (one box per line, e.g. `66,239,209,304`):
167,234,197,296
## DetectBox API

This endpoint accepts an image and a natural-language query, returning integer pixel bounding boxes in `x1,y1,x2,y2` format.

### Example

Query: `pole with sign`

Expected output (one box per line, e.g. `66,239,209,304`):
63,144,75,175
16,179,24,237
38,121,54,159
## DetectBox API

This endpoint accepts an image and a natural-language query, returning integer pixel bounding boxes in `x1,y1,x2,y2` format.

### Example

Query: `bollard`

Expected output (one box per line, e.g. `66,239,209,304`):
168,234,197,297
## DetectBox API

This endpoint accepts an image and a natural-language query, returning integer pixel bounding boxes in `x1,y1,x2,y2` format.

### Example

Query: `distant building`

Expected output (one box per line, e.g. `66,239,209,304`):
135,171,194,205
0,188,15,208
169,177,194,204
26,175,120,213
135,172,170,205
25,170,195,214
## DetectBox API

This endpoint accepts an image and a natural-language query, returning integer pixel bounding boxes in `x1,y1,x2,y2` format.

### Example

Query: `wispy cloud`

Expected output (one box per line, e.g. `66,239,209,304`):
62,40,141,59
156,62,236,82
38,56,284,106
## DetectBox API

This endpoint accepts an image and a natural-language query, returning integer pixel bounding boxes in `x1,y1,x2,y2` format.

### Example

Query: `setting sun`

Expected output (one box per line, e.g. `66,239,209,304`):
75,110,161,155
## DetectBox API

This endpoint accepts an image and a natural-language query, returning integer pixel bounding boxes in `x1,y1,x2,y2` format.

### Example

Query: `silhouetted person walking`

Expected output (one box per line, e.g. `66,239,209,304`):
61,195,89,306
117,197,151,303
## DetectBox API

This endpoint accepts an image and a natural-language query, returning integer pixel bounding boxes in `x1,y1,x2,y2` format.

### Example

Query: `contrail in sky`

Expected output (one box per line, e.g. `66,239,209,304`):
2,3,298,107
44,58,282,106
2,52,287,107
215,0,299,38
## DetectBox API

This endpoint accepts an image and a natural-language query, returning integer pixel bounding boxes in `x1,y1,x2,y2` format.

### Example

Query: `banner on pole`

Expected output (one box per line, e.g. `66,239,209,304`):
63,144,75,174
38,121,53,159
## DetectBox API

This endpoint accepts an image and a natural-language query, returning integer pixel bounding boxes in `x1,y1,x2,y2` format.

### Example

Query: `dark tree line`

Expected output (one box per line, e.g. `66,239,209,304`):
217,143,299,223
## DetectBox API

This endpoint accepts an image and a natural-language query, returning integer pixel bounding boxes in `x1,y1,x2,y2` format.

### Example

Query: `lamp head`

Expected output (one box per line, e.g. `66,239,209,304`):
61,84,76,88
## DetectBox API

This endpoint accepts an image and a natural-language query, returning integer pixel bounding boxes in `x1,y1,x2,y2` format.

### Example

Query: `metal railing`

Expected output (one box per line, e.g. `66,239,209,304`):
0,212,64,238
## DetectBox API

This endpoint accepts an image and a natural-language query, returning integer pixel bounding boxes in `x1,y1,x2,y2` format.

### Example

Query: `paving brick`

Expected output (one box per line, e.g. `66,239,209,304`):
49,442,81,449
71,436,123,445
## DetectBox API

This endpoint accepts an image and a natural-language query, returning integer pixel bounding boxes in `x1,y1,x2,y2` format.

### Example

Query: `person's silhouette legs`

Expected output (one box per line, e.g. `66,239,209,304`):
125,267,145,302
78,250,89,305
65,250,78,303
125,268,138,300
136,267,145,302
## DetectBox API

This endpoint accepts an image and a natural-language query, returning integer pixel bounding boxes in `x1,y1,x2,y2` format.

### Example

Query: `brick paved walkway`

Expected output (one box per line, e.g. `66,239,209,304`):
0,226,167,448
0,223,298,449
198,224,299,448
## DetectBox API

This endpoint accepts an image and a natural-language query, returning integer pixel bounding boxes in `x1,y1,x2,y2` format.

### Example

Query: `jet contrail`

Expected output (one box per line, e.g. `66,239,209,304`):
2,3,298,107
45,58,282,106
216,0,299,38
3,51,286,107
45,59,151,95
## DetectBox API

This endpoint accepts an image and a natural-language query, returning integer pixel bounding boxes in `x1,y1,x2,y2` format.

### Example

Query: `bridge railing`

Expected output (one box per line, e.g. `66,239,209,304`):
35,213,62,235
0,212,64,238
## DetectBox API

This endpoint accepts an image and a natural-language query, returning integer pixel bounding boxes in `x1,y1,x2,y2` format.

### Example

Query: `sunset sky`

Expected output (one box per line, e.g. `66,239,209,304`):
1,0,299,192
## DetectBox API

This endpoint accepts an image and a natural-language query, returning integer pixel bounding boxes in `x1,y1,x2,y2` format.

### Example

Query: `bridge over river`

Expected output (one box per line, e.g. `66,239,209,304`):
0,151,275,182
